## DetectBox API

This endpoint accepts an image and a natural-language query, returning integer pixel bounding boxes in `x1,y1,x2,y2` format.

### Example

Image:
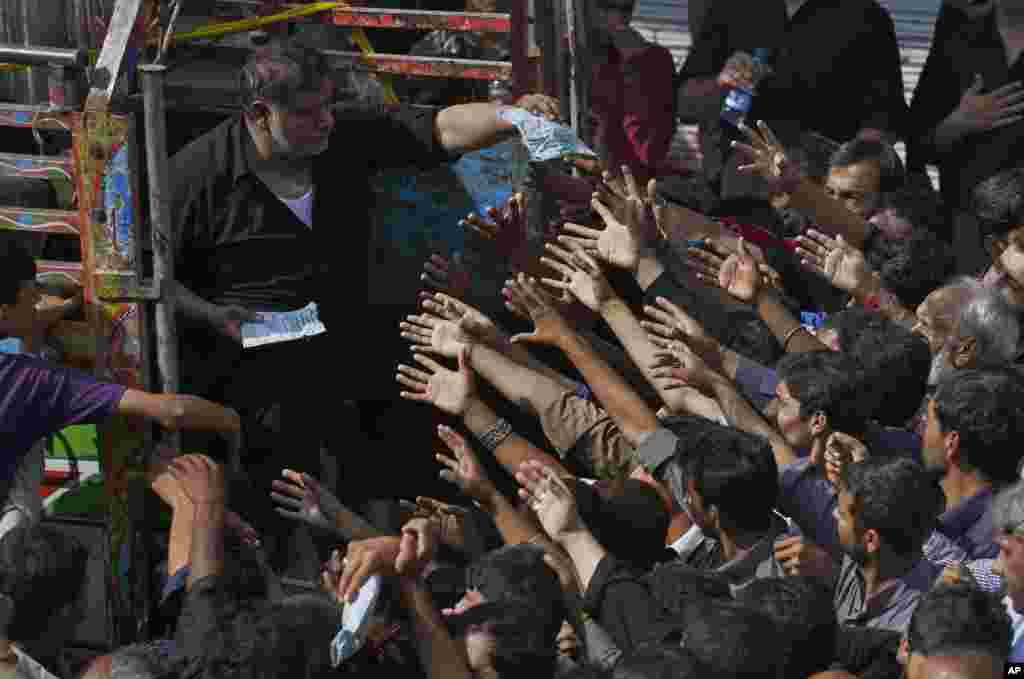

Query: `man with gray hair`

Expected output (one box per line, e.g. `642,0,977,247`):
167,40,559,556
913,277,1020,387
992,481,1024,661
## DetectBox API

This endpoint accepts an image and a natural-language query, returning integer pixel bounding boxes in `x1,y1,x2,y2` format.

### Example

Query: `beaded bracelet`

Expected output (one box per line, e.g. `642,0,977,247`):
478,418,513,452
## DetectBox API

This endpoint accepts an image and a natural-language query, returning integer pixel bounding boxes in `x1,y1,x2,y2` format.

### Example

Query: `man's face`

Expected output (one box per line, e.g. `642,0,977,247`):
1,279,40,339
986,225,1024,308
826,161,883,219
775,381,814,450
912,289,958,356
993,531,1024,611
458,624,498,674
835,488,870,564
264,78,335,159
920,399,949,477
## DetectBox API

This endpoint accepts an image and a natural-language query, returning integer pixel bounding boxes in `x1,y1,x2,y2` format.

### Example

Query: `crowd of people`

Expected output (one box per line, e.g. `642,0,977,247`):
5,0,1024,676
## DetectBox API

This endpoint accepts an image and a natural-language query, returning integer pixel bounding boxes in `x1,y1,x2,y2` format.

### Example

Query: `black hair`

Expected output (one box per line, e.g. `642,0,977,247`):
574,480,670,571
776,352,875,438
829,138,906,194
0,523,89,642
0,235,37,306
182,594,342,679
680,601,784,679
110,642,177,679
869,228,956,310
932,368,1024,485
681,425,779,534
840,458,940,557
611,644,701,679
878,182,947,236
832,309,931,426
467,544,566,641
448,600,559,678
240,41,330,113
733,577,837,678
906,584,1011,661
645,562,732,620
972,167,1024,238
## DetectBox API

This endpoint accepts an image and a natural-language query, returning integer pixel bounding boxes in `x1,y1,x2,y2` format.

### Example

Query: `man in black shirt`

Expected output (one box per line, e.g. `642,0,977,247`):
908,0,1024,271
168,42,549,552
677,0,907,202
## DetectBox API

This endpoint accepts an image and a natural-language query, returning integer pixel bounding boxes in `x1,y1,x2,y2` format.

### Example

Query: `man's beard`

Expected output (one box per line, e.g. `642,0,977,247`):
928,347,953,387
270,119,328,159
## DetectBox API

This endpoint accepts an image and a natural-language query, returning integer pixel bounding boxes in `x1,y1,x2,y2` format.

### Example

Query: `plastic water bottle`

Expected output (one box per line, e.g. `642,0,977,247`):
721,48,773,129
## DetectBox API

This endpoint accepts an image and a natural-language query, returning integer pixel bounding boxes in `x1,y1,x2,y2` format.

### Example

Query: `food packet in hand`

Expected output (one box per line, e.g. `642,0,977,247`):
498,107,598,163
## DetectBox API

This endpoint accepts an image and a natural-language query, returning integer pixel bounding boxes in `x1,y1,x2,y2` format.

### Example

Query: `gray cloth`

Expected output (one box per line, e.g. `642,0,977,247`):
833,555,941,633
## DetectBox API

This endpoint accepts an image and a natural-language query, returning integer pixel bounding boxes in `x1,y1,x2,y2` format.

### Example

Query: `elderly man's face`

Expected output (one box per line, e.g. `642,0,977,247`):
264,77,335,159
826,161,882,219
913,289,960,356
994,531,1024,612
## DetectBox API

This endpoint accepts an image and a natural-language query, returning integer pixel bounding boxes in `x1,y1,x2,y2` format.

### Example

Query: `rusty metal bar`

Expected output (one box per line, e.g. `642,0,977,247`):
0,153,76,179
536,0,558,96
332,8,510,33
324,50,512,81
0,207,81,235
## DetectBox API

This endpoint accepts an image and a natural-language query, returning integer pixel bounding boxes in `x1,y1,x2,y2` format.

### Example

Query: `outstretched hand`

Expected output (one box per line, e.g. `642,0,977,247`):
271,469,344,533
641,296,723,370
396,347,476,416
435,424,497,505
515,460,584,544
539,242,618,312
647,340,721,395
730,120,802,197
502,274,574,348
795,230,876,298
688,237,762,303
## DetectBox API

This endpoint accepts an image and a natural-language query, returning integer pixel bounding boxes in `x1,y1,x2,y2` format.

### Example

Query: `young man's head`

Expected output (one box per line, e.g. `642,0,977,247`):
453,544,565,643
826,138,905,218
832,309,931,427
774,352,872,457
679,601,785,679
924,368,1024,488
870,183,947,242
867,227,955,311
992,481,1024,612
902,584,1010,679
677,425,778,543
0,236,39,340
574,478,670,570
240,42,335,160
972,168,1024,307
733,577,837,678
921,281,1020,386
0,523,89,645
836,458,940,566
447,600,558,679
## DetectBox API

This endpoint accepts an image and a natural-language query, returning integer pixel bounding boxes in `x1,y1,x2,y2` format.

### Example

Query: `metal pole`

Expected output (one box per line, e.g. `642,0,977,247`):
567,0,592,146
0,44,88,67
535,0,558,97
139,63,181,447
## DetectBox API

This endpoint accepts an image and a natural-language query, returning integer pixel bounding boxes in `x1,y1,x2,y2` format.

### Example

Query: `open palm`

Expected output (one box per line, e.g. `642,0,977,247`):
397,351,475,416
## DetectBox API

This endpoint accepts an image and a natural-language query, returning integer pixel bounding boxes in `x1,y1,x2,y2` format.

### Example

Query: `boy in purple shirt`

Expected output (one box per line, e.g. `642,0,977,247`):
0,236,241,533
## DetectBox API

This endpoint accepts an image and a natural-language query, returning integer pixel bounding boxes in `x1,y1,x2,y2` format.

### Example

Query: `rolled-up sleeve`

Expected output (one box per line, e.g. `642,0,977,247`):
734,356,780,412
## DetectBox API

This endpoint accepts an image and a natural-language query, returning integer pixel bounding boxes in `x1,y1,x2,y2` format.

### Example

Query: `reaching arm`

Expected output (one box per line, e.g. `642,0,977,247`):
116,390,241,435
435,102,518,155
461,395,569,478
708,374,798,468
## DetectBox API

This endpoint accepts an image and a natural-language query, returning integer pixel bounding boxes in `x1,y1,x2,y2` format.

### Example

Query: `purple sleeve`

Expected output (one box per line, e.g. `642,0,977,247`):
0,354,127,440
734,355,780,412
778,460,839,555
